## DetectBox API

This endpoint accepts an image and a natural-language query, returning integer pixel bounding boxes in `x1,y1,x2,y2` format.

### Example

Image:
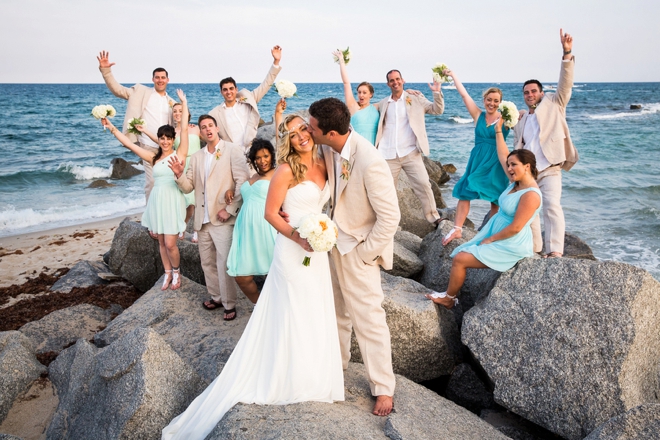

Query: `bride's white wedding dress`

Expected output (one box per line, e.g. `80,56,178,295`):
162,180,344,440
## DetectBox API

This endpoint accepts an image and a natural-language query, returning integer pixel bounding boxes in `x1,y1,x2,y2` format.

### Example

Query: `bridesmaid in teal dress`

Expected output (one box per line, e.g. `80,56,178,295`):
427,146,542,309
442,67,512,246
332,50,379,144
225,138,277,304
102,89,190,291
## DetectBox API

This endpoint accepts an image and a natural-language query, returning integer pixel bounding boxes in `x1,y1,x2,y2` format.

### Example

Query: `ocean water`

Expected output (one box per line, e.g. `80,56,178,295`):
0,82,658,280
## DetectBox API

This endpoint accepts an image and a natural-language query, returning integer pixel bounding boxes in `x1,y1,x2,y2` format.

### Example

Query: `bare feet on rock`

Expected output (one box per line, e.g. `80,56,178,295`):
373,395,393,416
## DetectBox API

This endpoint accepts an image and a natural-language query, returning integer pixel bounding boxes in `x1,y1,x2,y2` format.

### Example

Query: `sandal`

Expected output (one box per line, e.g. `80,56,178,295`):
191,231,198,243
203,298,223,310
425,291,459,309
170,267,181,290
224,308,237,321
543,252,562,259
442,225,463,246
161,270,172,291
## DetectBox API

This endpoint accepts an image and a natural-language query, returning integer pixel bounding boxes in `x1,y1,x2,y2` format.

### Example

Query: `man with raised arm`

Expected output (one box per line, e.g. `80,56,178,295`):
97,51,173,202
208,46,282,152
375,70,444,227
514,29,579,258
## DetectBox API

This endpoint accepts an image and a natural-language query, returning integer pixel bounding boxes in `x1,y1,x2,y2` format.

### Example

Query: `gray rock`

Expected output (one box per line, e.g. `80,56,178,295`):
106,218,204,292
394,230,422,255
386,241,423,278
396,172,443,238
429,179,447,210
19,303,120,355
0,331,46,423
630,104,642,110
480,409,550,440
445,363,494,414
206,363,509,440
110,157,143,179
423,156,450,185
47,328,205,440
436,209,475,230
350,273,462,382
49,260,111,293
462,258,660,440
584,403,660,439
95,276,254,383
0,435,24,440
87,179,116,188
255,121,276,143
443,163,457,174
563,232,597,260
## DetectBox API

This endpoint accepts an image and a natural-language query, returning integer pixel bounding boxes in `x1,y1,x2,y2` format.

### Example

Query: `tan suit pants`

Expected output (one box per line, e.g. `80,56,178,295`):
386,150,440,224
197,222,238,310
531,165,565,254
330,247,395,397
138,142,158,203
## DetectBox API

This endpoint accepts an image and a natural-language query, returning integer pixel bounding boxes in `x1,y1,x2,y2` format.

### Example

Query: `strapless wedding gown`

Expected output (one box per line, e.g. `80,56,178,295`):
162,180,344,440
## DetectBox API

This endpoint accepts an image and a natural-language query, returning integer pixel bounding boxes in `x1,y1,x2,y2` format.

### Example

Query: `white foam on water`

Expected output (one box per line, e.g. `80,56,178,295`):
58,162,113,180
132,163,144,171
449,116,473,124
588,103,660,120
443,85,457,90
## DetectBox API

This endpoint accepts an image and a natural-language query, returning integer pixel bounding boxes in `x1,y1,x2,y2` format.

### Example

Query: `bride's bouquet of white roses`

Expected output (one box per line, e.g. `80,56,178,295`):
274,80,297,99
431,63,451,83
498,101,520,128
127,117,146,135
91,104,116,120
297,213,338,266
333,47,351,65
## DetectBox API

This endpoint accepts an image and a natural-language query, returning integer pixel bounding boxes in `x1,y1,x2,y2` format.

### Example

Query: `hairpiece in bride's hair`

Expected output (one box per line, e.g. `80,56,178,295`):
278,116,309,138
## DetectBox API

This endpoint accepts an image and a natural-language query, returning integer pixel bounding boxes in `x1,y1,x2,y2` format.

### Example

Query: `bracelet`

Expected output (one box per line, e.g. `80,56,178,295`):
563,49,572,55
290,228,296,237
110,127,118,135
495,131,502,134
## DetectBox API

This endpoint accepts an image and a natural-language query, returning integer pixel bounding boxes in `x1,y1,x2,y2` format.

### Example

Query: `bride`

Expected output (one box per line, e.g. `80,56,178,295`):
162,102,344,439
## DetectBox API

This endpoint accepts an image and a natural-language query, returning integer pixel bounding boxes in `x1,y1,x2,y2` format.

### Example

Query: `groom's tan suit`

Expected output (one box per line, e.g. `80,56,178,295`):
175,141,250,310
321,131,401,397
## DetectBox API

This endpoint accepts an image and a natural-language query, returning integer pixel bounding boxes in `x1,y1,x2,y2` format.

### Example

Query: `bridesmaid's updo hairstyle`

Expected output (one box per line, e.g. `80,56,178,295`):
508,149,539,180
153,124,176,165
357,81,375,97
277,114,317,184
247,138,276,175
172,103,192,123
482,87,503,100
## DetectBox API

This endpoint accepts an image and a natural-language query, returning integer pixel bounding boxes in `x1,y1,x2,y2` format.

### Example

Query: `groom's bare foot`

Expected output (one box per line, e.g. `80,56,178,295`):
373,395,393,416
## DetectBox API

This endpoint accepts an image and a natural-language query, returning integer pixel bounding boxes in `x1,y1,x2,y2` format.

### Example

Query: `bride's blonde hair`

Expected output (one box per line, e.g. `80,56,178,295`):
277,114,318,184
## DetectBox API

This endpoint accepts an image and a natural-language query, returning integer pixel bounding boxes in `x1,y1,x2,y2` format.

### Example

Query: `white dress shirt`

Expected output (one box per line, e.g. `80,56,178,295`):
202,146,216,224
378,94,418,160
139,92,171,148
522,113,552,172
332,132,359,255
223,102,250,146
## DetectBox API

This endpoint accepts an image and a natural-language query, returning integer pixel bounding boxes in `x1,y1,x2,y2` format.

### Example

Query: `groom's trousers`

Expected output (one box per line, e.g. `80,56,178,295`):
330,247,396,397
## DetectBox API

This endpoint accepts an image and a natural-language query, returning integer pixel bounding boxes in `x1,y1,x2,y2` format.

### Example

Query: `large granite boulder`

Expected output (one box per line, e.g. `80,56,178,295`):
0,331,46,423
0,435,23,440
394,230,422,254
95,275,254,383
386,241,423,278
423,156,450,185
49,260,111,293
396,172,445,238
106,218,204,292
462,258,660,440
445,363,495,415
110,157,143,179
206,362,509,440
350,273,462,382
47,327,205,440
563,232,597,260
19,303,121,355
584,403,660,439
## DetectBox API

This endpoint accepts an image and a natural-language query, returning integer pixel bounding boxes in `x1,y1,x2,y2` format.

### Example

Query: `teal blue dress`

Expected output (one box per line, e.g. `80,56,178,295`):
451,183,542,272
141,153,186,235
452,113,510,204
227,180,277,276
350,105,379,145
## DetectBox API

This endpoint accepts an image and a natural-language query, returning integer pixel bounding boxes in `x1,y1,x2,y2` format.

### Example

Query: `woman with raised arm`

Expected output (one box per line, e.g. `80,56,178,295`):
332,49,379,144
441,67,512,246
102,89,190,290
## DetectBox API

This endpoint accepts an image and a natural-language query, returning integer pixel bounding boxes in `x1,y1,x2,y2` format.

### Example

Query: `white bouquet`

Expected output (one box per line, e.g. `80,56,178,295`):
127,117,146,135
297,213,338,266
333,47,351,65
91,104,117,119
498,101,520,128
431,63,451,83
274,80,297,99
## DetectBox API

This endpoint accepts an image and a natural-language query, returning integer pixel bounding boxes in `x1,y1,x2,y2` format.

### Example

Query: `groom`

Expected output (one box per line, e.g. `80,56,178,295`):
308,98,401,416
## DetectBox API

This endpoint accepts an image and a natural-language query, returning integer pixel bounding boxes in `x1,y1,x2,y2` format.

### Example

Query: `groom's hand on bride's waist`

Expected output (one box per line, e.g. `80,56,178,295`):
278,209,290,223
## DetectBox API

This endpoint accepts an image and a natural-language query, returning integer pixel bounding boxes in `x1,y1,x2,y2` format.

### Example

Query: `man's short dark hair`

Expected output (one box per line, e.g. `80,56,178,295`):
386,69,402,82
198,114,217,126
308,98,351,135
153,67,168,77
219,77,237,89
523,79,543,92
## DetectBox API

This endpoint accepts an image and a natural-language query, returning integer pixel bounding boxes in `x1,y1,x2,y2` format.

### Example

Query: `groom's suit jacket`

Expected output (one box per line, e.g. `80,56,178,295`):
513,58,579,171
175,141,250,230
99,67,173,143
208,64,281,147
374,90,444,156
322,132,400,270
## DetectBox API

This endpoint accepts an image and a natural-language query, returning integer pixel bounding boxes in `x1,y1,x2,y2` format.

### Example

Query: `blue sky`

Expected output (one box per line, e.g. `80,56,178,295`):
1,0,658,83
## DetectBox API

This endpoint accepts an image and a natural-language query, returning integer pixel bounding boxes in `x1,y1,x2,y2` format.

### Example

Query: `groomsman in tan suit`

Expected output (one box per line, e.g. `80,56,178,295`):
375,70,444,226
208,46,282,152
170,115,250,321
514,29,579,257
308,98,401,416
97,51,173,202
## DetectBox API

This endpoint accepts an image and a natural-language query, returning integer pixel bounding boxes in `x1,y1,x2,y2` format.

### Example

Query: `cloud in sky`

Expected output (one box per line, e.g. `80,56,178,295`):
1,0,659,84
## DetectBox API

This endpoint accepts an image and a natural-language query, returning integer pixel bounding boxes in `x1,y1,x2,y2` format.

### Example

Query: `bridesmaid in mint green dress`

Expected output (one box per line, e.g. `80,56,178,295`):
427,148,541,309
226,138,277,304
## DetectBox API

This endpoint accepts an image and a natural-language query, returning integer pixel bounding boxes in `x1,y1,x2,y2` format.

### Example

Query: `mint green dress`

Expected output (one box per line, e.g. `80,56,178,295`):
174,134,201,206
452,183,542,272
452,113,510,204
141,153,186,235
350,105,379,145
227,180,277,276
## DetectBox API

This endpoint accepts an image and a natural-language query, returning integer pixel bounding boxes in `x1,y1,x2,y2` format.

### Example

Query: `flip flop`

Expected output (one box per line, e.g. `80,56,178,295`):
224,308,237,321
203,298,223,310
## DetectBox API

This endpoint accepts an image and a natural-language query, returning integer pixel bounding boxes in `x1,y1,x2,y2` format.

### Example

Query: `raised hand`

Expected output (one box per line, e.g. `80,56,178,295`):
101,117,114,131
272,45,282,65
428,79,442,93
332,49,345,66
168,155,185,178
176,88,187,103
275,98,286,115
97,51,115,69
134,124,145,133
560,28,573,53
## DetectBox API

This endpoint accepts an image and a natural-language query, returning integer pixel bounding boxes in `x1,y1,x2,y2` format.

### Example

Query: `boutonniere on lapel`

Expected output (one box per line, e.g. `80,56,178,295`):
238,96,248,103
405,96,412,106
168,99,175,108
340,159,351,181
214,148,222,160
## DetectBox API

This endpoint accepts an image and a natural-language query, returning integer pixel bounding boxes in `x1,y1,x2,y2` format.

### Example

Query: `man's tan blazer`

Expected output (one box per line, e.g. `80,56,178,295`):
99,67,173,143
321,133,400,270
514,58,579,171
208,65,281,147
374,90,444,156
175,141,250,230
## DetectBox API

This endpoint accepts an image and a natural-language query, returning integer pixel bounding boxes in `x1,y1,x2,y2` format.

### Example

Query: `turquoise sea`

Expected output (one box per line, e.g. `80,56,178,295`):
0,82,658,280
